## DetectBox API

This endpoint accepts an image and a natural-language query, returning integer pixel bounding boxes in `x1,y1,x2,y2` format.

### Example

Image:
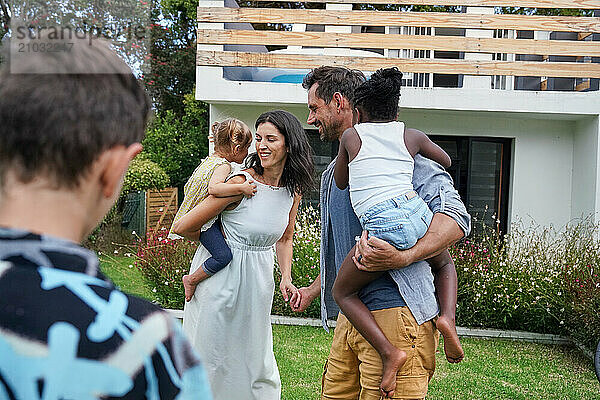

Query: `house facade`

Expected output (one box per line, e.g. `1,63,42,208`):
196,0,600,232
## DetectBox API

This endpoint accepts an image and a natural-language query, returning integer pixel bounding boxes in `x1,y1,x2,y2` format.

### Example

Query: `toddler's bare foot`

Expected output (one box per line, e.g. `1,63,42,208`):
380,347,407,398
182,275,197,302
436,315,464,363
182,268,210,302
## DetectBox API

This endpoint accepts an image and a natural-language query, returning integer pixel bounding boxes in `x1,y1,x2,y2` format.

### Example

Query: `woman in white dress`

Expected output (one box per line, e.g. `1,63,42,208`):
172,110,314,400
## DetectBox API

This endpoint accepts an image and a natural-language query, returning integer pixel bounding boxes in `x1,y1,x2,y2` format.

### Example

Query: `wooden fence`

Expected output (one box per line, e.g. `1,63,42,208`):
197,0,600,85
146,188,178,235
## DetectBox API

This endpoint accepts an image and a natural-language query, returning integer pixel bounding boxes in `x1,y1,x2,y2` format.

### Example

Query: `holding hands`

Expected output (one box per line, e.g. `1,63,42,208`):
280,277,299,304
290,286,319,313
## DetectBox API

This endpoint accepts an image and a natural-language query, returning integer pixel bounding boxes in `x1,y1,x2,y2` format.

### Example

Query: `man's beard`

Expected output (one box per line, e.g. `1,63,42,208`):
319,121,341,142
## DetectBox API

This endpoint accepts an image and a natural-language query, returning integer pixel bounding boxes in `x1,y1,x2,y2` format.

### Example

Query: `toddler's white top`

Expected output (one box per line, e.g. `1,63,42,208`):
348,121,414,217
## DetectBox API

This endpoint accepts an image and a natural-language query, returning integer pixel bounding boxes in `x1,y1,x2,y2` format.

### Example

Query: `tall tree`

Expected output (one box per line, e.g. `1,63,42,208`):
0,0,10,41
143,0,197,116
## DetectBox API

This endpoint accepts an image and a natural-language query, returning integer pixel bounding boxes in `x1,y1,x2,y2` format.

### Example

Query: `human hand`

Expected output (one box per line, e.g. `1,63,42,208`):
279,277,298,303
241,180,257,198
290,287,317,313
353,230,413,271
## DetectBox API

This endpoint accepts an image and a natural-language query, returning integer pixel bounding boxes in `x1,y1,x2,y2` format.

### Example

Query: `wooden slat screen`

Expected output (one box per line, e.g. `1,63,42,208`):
230,0,600,8
198,29,600,57
197,1,600,80
146,188,178,235
197,8,600,33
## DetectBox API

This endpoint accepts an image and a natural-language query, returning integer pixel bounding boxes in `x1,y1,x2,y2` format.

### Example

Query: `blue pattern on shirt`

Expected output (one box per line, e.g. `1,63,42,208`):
0,228,213,400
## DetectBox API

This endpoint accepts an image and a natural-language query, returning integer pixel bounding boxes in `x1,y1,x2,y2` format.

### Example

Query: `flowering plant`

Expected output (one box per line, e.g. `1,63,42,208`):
132,207,600,352
272,205,322,318
134,230,195,310
452,218,600,351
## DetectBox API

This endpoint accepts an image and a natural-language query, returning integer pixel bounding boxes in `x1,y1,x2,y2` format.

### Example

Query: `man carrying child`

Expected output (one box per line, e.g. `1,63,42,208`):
292,66,471,399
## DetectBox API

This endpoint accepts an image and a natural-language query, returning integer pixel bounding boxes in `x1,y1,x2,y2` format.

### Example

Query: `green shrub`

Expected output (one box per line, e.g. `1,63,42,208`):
142,94,209,189
131,203,600,352
122,156,170,194
453,218,600,351
83,204,135,253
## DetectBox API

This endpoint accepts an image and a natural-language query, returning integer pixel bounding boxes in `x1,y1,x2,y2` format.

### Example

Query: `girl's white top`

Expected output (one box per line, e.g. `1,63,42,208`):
348,121,414,217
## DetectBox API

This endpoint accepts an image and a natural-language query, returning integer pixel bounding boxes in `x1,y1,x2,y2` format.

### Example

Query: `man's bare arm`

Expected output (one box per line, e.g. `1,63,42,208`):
354,213,464,271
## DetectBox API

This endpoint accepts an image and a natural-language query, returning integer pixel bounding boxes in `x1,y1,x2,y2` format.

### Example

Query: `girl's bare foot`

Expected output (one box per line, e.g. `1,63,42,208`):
182,268,210,302
436,315,464,363
182,275,197,302
379,347,407,398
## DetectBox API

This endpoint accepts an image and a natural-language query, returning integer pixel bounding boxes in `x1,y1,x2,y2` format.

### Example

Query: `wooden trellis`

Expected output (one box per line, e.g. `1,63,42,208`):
197,0,600,80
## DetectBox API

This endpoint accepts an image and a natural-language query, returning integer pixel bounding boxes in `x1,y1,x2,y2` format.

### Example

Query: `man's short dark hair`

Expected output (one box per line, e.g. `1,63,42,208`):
0,37,151,188
302,66,365,105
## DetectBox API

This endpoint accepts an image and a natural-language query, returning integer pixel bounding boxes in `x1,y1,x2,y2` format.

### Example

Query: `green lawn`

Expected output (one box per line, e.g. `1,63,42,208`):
99,253,150,299
101,255,600,399
274,325,600,400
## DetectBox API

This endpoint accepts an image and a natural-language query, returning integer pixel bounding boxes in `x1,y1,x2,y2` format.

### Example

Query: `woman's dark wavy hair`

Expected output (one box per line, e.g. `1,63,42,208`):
352,67,403,121
246,110,315,197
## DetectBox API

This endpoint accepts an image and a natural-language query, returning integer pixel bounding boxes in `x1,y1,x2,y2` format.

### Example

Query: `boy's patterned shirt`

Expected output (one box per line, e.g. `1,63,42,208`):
0,228,212,399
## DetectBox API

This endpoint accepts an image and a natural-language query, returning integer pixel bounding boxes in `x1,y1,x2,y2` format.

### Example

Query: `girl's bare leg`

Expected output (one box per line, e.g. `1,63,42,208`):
430,251,464,363
332,246,406,398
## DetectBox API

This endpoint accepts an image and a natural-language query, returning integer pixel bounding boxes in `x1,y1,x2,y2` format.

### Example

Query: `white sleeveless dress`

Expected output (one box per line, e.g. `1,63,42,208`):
182,170,293,400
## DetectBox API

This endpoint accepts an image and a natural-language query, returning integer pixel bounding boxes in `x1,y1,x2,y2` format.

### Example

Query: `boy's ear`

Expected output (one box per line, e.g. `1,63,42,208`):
99,143,143,199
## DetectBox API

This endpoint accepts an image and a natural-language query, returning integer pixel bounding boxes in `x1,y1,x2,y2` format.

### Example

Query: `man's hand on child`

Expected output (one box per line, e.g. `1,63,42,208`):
241,180,257,198
353,230,414,271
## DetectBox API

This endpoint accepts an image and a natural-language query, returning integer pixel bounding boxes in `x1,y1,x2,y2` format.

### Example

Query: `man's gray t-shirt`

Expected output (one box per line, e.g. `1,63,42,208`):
328,183,406,311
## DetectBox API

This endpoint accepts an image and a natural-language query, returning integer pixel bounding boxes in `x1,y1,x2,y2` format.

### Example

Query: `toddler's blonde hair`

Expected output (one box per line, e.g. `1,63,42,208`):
211,118,252,152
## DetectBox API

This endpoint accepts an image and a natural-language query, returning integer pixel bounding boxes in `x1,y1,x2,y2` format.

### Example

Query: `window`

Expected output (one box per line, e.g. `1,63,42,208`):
304,129,338,206
431,136,512,234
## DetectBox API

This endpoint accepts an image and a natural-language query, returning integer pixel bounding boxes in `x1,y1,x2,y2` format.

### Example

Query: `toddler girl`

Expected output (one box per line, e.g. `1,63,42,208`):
169,118,256,301
332,68,464,398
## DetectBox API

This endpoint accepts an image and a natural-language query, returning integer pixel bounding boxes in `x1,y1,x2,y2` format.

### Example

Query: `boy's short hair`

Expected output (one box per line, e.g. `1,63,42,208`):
302,66,365,106
0,36,151,189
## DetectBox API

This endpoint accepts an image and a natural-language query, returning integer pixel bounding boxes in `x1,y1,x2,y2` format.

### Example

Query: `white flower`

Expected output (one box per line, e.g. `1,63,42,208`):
128,265,133,269
560,321,564,325
165,281,169,285
152,288,157,293
113,250,119,254
132,231,137,235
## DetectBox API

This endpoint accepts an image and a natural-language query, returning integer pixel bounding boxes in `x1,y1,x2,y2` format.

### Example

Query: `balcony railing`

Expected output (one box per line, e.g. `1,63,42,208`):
197,0,600,91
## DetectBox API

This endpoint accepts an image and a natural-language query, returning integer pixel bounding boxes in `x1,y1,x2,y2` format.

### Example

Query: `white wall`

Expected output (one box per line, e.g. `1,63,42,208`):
572,116,600,222
401,109,576,229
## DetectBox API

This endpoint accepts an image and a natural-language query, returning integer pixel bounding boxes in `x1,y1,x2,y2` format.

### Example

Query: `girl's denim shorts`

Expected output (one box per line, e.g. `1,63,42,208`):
358,191,433,250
